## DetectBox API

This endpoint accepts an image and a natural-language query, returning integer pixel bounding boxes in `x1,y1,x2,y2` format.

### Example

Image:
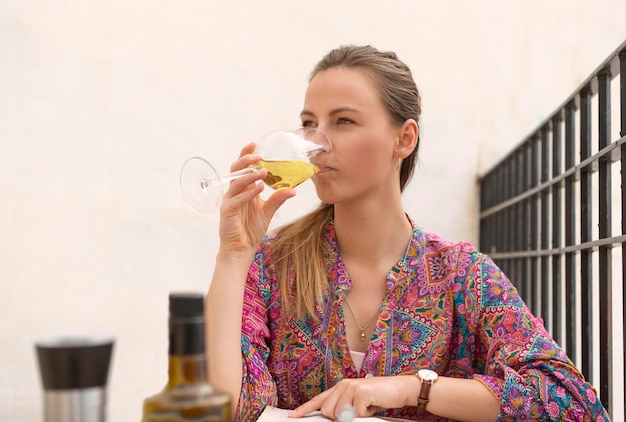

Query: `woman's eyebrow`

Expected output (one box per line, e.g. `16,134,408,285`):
329,106,361,116
300,107,361,118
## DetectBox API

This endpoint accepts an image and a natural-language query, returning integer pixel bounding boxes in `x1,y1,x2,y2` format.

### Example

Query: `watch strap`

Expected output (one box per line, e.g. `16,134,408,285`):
417,375,434,412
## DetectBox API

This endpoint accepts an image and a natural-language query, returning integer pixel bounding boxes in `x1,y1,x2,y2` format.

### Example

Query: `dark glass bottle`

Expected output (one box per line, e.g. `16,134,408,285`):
142,293,231,422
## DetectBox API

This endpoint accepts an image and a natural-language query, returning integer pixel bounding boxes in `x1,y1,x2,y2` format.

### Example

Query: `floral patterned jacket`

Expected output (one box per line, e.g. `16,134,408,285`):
237,219,610,421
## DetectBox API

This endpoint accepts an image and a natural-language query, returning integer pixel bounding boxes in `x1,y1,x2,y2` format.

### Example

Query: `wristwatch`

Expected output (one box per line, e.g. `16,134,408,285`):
416,369,439,412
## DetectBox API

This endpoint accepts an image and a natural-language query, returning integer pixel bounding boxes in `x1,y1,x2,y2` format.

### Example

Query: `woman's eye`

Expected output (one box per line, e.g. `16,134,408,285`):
337,118,353,125
301,121,317,128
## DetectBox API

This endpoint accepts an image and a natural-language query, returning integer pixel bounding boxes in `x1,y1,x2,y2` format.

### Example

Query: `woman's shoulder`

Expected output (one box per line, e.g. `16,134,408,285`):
419,229,480,257
415,228,502,276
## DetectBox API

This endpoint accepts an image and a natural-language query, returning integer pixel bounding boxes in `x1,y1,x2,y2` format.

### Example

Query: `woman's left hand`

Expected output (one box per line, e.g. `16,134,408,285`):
288,375,419,419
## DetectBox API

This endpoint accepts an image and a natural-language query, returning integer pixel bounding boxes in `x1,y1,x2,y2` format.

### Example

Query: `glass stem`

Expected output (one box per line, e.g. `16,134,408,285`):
219,165,258,182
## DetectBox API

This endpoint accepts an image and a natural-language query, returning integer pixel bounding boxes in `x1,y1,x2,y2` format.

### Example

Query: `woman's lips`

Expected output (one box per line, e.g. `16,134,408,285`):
315,165,333,175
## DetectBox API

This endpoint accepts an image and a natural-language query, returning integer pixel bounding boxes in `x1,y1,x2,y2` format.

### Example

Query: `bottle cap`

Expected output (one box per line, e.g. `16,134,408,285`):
168,293,205,354
169,293,204,318
35,335,114,390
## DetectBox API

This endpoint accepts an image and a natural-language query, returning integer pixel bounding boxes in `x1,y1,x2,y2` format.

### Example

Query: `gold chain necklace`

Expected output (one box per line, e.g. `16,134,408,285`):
342,229,413,341
343,297,381,341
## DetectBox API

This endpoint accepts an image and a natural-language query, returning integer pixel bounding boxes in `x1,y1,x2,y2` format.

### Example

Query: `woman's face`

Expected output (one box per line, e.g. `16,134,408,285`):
301,67,402,205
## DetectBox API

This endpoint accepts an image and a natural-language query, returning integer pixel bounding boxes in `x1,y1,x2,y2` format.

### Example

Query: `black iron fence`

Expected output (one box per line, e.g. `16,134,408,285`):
479,40,626,418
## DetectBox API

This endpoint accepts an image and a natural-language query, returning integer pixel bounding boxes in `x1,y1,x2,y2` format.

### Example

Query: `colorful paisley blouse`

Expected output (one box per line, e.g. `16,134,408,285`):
237,219,609,421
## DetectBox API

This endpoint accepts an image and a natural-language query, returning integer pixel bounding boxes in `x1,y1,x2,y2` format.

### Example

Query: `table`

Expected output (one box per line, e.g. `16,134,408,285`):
257,406,415,421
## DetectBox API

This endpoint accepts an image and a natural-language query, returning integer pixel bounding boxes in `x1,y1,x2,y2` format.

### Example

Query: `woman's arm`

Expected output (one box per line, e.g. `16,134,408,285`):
469,254,609,420
428,376,500,421
205,143,296,418
289,375,499,421
206,249,256,418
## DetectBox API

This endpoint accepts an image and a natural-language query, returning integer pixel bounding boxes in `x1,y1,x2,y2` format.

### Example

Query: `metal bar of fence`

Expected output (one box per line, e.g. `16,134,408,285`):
551,113,563,346
530,136,540,315
495,167,501,254
516,148,526,302
523,143,532,305
540,125,551,332
579,86,593,382
502,158,509,267
564,102,577,364
488,233,626,259
619,47,626,414
506,156,514,277
597,67,613,413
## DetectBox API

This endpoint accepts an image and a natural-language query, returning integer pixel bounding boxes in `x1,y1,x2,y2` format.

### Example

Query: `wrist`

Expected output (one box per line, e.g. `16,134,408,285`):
416,369,439,412
210,250,255,296
409,374,422,407
216,248,256,265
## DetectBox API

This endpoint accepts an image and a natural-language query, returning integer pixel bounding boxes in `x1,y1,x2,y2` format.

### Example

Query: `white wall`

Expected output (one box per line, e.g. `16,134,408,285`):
1,0,624,420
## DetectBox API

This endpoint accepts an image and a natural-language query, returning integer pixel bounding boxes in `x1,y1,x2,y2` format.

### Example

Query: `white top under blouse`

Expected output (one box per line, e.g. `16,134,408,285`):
350,350,365,373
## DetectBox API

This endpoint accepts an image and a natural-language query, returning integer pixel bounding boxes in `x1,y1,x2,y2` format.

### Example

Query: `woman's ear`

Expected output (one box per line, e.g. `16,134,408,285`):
394,119,419,159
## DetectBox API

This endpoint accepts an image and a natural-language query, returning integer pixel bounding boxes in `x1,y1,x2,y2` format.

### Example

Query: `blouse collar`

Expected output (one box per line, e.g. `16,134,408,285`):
324,215,426,292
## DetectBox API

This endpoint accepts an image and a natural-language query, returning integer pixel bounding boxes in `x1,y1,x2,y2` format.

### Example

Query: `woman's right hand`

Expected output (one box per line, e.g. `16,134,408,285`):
218,142,296,255
208,141,294,418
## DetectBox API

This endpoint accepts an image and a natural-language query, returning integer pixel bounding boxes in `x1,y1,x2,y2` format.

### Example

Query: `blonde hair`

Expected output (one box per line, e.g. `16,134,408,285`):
272,45,422,319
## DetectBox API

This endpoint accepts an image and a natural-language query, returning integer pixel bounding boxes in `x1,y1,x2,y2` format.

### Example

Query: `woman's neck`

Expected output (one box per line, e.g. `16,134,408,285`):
333,204,412,266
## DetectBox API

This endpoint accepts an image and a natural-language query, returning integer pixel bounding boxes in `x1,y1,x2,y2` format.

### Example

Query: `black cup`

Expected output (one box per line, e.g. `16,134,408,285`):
35,335,114,422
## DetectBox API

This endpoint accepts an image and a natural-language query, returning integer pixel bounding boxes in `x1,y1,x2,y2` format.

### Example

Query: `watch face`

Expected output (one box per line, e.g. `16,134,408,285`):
418,369,438,381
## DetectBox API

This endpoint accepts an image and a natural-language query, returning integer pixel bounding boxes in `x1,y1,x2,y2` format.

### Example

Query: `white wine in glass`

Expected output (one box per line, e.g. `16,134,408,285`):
180,128,331,215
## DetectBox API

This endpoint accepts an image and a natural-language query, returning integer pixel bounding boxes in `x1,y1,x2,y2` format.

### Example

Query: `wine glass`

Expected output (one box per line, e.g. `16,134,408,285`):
180,128,332,214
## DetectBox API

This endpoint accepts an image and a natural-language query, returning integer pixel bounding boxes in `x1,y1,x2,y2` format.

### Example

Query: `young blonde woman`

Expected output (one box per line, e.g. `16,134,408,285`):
206,45,609,421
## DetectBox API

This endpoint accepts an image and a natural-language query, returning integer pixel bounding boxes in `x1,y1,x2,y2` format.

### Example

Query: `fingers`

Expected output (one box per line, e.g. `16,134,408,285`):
236,142,257,161
337,406,356,422
219,175,265,222
319,381,350,419
264,188,296,215
288,400,318,417
289,380,356,420
222,170,295,215
289,390,329,418
230,142,259,171
329,381,371,419
290,378,392,420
